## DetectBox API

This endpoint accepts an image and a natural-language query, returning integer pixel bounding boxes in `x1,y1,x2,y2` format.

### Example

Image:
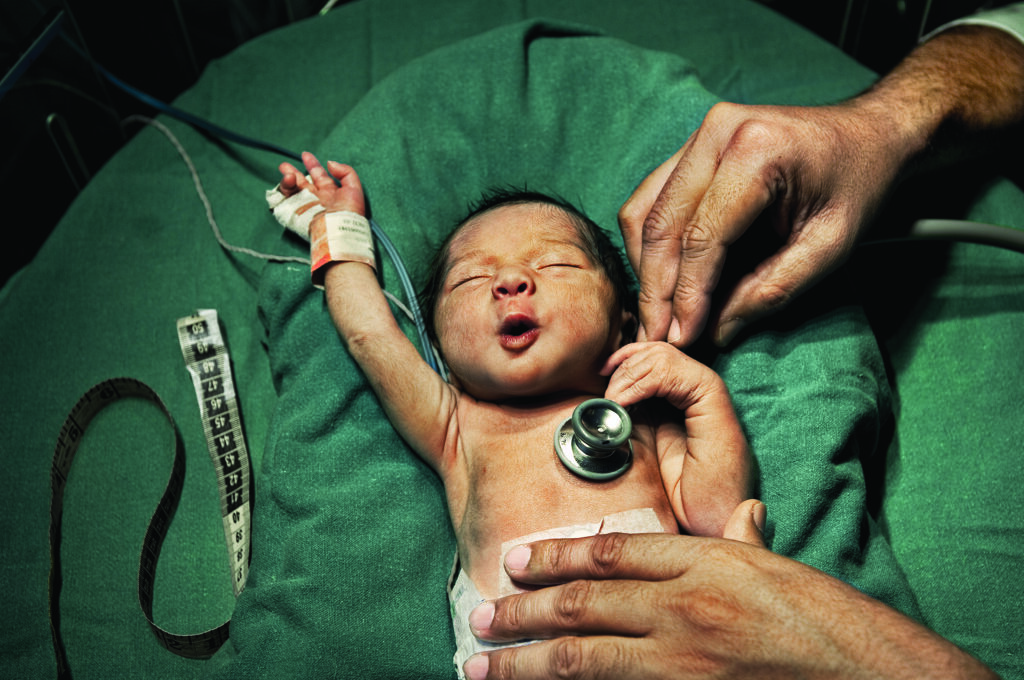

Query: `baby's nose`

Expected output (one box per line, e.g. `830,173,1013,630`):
492,266,535,298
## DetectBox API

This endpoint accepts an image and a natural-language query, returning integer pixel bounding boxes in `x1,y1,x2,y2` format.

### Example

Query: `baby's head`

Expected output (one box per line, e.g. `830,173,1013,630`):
421,189,638,400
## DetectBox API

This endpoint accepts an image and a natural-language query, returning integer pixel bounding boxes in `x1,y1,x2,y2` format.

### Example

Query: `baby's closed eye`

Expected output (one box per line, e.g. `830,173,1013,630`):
446,268,491,291
542,264,581,273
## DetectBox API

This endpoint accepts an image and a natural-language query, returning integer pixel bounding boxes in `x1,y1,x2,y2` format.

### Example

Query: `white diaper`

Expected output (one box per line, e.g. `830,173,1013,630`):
447,507,666,678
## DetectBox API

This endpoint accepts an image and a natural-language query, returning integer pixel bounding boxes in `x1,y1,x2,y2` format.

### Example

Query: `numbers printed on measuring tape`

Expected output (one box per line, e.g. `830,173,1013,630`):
177,309,252,596
48,309,254,674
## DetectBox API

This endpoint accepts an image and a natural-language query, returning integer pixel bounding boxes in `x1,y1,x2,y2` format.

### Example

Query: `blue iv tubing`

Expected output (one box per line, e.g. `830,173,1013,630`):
82,47,443,376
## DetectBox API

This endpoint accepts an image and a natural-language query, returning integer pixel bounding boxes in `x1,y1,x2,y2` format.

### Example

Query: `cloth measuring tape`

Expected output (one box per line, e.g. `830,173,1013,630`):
48,309,251,675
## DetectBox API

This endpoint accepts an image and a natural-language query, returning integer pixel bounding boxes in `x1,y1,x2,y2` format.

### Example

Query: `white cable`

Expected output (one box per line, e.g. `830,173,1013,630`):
861,219,1024,253
909,219,1024,252
918,0,935,41
124,115,309,265
318,0,342,16
122,115,418,322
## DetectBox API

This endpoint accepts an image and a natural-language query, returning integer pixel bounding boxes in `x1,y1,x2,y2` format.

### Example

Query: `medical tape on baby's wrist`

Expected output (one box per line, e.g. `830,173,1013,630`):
266,184,325,240
309,210,376,288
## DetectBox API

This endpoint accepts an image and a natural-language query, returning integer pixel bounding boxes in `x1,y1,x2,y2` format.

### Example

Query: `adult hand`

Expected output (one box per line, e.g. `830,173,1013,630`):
463,500,996,680
618,100,901,348
619,25,1024,349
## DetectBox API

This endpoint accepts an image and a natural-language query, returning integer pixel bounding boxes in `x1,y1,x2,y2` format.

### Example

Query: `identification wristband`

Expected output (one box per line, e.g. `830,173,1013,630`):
309,210,376,287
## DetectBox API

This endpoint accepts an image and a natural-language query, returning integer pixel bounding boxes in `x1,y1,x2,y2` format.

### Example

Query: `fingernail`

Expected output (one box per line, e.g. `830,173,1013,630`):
637,322,648,343
504,545,531,572
753,501,767,533
667,318,681,344
716,318,744,346
469,601,495,635
464,654,489,680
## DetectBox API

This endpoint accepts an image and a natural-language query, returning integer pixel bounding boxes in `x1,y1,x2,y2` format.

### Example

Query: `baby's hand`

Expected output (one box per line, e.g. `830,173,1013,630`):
601,341,725,411
278,151,366,216
602,342,751,536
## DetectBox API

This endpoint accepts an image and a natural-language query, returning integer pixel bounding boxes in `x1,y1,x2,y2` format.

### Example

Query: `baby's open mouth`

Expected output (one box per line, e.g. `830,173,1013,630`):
499,314,539,349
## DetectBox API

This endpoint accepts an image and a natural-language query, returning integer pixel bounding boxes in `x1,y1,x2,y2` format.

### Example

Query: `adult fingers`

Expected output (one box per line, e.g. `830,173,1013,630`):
466,636,655,680
638,155,713,344
629,107,785,348
502,532,696,587
667,118,785,347
471,578,654,643
619,146,686,273
619,139,712,344
710,214,854,345
721,500,767,547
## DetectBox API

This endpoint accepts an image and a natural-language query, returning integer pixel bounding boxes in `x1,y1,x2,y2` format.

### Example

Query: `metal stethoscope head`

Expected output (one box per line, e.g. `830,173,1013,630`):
554,398,633,481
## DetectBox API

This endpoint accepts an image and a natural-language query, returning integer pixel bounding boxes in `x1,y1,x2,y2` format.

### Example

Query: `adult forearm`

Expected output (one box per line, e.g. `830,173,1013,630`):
853,25,1024,175
814,576,999,680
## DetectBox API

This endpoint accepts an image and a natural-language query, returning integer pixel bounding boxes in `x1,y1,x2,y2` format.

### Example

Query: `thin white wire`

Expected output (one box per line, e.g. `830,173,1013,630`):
918,0,935,41
124,115,309,265
124,115,418,321
318,0,342,16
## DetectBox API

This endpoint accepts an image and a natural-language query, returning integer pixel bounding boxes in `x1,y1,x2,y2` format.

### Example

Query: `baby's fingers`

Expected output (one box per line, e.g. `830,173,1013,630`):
325,161,367,215
302,151,336,191
277,161,310,195
603,344,667,407
599,342,647,377
327,161,363,192
327,160,354,179
602,342,687,405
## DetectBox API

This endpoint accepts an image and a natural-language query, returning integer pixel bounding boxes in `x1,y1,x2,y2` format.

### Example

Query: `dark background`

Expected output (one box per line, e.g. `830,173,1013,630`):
0,0,1004,286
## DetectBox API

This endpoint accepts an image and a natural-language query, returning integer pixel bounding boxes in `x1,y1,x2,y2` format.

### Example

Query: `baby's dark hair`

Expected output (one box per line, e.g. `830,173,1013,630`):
419,187,638,346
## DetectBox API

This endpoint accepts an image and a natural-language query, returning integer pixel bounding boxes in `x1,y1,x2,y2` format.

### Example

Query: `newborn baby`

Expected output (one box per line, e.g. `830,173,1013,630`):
269,152,752,677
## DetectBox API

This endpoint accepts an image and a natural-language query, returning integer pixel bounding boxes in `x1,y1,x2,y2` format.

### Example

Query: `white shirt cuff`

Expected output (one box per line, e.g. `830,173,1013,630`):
923,3,1024,45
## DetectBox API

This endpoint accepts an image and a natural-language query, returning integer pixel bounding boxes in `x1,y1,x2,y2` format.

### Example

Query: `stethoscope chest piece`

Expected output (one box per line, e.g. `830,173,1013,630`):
554,398,633,481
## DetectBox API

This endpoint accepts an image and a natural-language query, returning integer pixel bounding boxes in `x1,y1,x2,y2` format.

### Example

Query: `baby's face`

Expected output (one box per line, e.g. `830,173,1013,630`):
434,203,628,401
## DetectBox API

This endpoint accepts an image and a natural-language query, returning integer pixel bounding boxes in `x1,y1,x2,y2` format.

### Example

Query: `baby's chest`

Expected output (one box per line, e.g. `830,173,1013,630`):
461,422,569,494
460,404,657,472
458,414,663,525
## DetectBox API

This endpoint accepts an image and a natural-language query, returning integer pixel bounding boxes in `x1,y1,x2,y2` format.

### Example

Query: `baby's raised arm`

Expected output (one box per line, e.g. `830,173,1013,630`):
601,342,752,537
276,153,457,473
